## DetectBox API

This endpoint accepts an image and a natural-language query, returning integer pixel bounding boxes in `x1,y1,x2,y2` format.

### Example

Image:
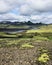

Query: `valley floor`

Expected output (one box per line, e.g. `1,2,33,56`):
0,25,52,65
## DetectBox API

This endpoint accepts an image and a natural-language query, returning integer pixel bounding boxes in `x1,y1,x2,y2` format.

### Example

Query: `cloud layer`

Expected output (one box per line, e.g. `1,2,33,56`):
0,0,52,23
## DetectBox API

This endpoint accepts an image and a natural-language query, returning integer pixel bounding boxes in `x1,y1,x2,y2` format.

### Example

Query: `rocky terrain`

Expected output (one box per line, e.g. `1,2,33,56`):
0,41,52,65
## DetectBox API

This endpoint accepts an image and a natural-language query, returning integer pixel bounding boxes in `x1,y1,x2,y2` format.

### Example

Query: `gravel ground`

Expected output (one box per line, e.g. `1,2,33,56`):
0,41,52,65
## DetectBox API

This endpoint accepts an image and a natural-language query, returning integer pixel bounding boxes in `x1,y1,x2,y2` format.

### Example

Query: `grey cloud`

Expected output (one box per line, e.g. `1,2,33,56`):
19,0,52,15
0,0,52,14
0,0,52,24
0,0,25,14
0,12,52,24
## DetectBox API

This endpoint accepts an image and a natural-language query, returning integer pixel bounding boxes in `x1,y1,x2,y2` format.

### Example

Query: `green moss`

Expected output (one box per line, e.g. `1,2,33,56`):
20,43,34,48
38,53,50,63
42,50,48,53
26,25,52,33
34,36,49,41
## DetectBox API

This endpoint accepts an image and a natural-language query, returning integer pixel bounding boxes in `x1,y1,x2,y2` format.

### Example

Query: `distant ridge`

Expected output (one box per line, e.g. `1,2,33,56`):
0,21,47,25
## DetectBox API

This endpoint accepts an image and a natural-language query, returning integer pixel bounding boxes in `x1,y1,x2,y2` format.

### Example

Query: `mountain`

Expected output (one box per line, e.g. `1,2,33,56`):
0,21,45,25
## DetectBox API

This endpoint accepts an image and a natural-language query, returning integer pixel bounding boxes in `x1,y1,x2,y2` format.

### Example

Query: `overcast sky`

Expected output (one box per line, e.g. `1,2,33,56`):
0,0,52,23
